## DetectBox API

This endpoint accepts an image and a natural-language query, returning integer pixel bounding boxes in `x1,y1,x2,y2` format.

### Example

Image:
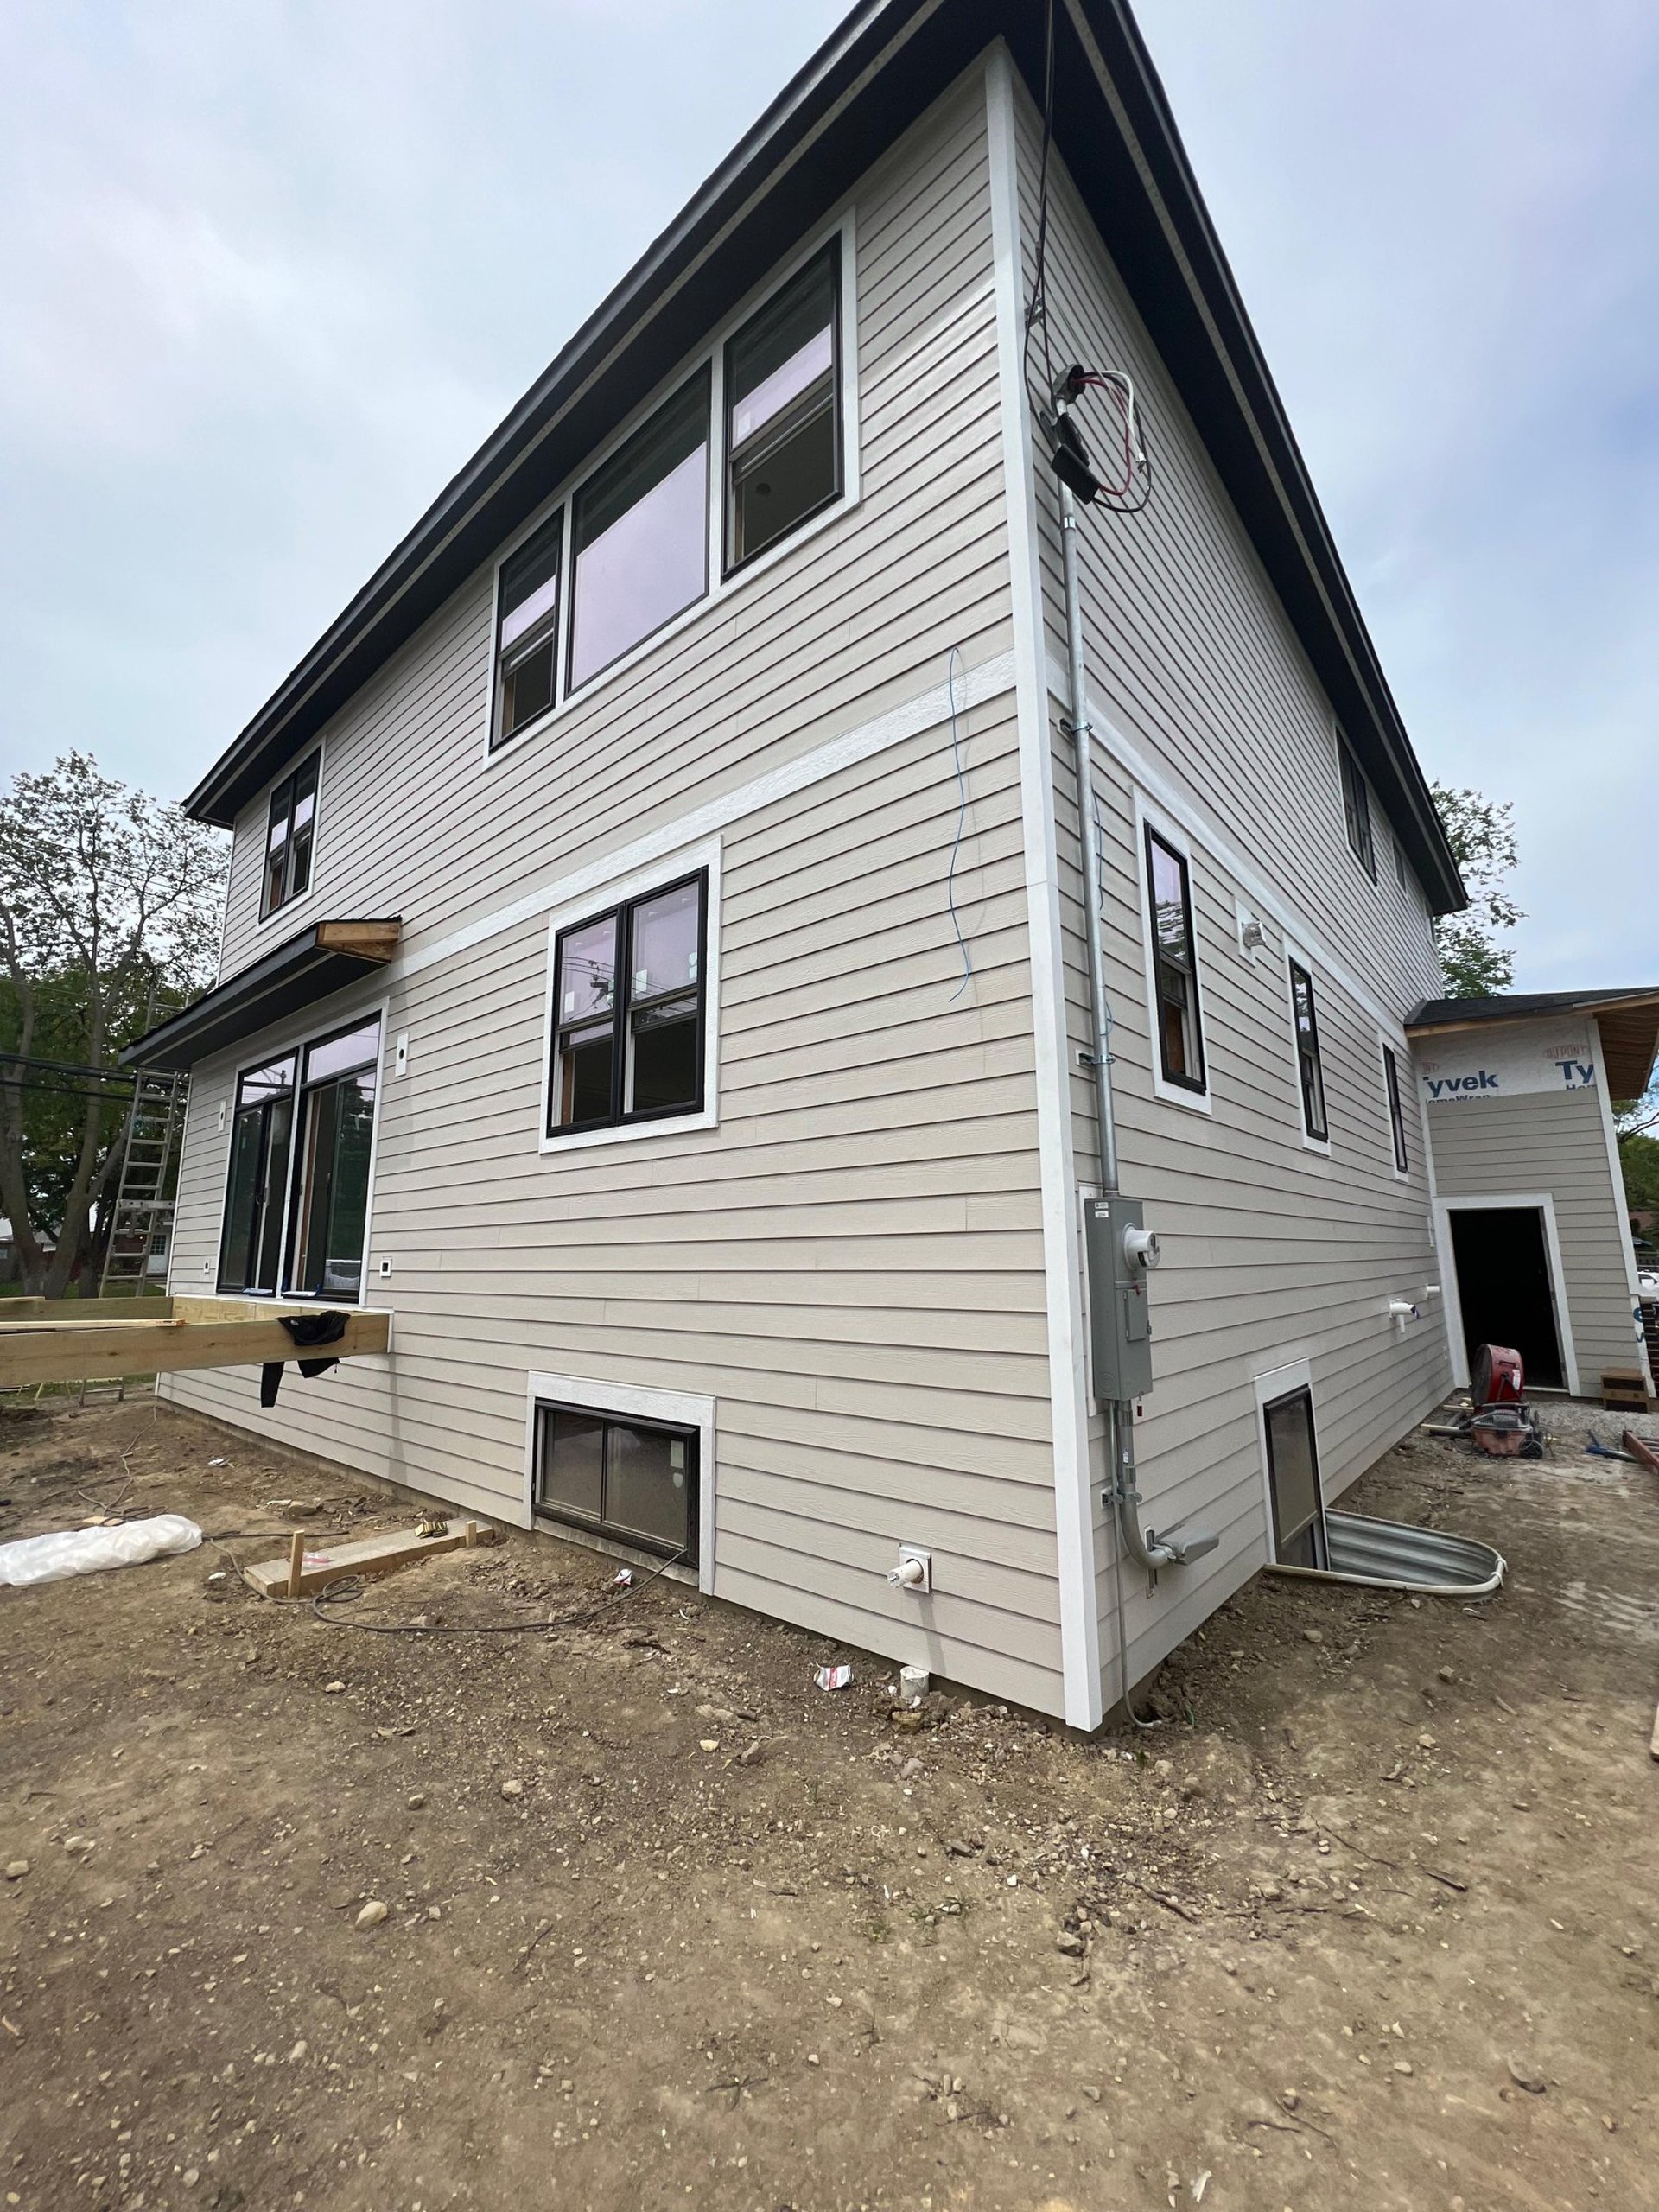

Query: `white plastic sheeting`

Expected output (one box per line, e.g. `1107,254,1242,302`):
0,1515,202,1588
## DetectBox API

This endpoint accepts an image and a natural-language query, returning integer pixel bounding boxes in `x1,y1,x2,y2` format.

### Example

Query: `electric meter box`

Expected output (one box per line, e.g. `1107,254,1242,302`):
1084,1193,1156,1402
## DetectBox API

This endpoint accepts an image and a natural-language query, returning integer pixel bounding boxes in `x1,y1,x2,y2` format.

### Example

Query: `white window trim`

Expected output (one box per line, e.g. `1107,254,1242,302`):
482,207,860,766
523,1369,715,1594
251,734,327,938
1430,1192,1581,1397
1250,1357,1320,1565
1378,1033,1412,1181
207,993,391,1316
537,836,721,1155
1133,793,1211,1116
1587,1024,1657,1390
1282,938,1332,1155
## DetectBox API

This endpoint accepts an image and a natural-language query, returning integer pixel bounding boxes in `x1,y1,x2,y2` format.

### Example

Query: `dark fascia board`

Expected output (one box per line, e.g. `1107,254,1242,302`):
1408,988,1659,1032
119,918,402,1073
181,0,1465,915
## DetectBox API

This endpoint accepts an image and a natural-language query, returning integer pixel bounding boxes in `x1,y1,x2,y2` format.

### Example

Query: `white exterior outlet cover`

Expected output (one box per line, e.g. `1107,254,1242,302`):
378,1257,393,1277
896,1543,931,1593
394,1033,409,1076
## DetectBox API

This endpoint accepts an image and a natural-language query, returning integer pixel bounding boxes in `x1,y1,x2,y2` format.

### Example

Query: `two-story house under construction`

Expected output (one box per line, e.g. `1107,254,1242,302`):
127,0,1656,1730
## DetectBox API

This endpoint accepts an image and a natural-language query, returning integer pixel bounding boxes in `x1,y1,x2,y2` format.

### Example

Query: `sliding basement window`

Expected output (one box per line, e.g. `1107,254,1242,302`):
535,1402,698,1563
1263,1385,1329,1570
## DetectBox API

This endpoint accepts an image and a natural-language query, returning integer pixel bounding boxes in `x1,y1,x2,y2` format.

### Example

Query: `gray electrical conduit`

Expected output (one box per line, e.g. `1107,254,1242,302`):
1057,478,1218,1729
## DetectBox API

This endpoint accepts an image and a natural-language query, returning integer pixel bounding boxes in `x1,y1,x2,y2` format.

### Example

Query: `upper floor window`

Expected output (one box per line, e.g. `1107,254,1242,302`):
1144,826,1205,1093
262,753,319,918
1289,959,1328,1142
1338,739,1376,879
549,873,706,1137
725,242,841,572
569,371,710,691
1382,1044,1409,1173
493,515,563,748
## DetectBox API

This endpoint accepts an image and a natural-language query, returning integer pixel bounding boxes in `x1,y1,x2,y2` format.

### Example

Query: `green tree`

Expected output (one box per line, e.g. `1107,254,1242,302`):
1615,1081,1659,1219
0,753,226,1297
1430,783,1523,997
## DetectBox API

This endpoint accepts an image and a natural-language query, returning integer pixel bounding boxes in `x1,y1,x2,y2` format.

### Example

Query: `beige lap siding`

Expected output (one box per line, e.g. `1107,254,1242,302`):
1427,1081,1645,1389
213,73,1012,991
167,694,1067,1715
1006,88,1450,1707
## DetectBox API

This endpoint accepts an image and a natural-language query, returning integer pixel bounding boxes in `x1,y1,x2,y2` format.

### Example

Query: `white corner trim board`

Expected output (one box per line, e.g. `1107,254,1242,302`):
522,1370,716,1595
1587,1026,1656,1391
1430,1193,1581,1398
986,44,1103,1732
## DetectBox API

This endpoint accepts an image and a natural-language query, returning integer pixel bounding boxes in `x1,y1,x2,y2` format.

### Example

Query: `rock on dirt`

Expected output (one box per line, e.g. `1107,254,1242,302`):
355,1900,390,1929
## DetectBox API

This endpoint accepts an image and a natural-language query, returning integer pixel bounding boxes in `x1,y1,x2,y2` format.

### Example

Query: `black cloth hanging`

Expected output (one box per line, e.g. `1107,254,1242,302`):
259,1309,352,1408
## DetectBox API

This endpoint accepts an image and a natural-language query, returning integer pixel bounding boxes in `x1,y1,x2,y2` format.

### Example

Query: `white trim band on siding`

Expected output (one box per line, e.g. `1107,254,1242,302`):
524,1369,716,1594
1588,1024,1657,1392
987,43,1102,1732
1430,1192,1581,1398
391,649,1018,988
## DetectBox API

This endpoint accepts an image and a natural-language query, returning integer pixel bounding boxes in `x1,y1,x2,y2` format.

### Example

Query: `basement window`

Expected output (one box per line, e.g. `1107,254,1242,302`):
218,1055,296,1295
1144,826,1205,1093
1382,1044,1409,1174
1263,1385,1328,1570
262,753,319,918
548,873,706,1137
535,1402,698,1564
1289,959,1328,1143
1338,739,1376,879
725,242,842,573
569,371,710,691
493,513,563,748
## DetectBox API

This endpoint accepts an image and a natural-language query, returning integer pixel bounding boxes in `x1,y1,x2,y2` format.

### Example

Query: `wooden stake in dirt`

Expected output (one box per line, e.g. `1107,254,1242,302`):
286,1532,306,1599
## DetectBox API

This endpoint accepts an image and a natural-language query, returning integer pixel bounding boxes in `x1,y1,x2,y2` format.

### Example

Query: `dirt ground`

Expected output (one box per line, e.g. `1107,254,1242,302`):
2,1396,1656,2212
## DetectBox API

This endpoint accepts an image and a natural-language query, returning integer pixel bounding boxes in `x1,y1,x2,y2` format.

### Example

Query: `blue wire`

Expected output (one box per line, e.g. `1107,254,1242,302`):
945,646,973,1002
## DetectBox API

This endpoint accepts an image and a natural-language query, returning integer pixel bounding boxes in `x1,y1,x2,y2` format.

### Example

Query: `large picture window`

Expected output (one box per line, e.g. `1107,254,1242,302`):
285,1018,381,1300
725,242,841,572
535,1402,698,1563
1289,960,1328,1142
549,873,706,1137
569,372,710,691
1144,826,1205,1092
218,1055,296,1294
262,753,319,918
493,513,563,747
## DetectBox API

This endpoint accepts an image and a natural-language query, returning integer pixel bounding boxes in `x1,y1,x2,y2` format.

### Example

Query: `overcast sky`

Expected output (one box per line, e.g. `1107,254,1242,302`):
3,1,1655,990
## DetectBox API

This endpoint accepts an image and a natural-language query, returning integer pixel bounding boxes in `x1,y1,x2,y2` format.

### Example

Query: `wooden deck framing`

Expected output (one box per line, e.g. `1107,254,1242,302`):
0,1297,390,1388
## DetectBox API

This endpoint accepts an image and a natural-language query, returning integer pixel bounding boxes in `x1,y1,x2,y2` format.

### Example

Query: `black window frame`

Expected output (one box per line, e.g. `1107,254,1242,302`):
1382,1044,1409,1174
1143,824,1206,1094
1338,740,1376,880
1262,1385,1328,1571
722,238,842,578
261,752,321,919
1288,958,1329,1142
217,1054,297,1295
491,512,564,752
281,1016,383,1304
547,870,709,1140
533,1401,699,1566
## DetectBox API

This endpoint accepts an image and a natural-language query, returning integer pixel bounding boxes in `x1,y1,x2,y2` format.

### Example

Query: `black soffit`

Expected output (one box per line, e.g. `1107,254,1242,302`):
181,0,1465,916
119,921,401,1074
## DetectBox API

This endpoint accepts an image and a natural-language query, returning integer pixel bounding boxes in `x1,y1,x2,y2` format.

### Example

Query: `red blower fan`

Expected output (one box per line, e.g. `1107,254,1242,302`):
1469,1344,1540,1457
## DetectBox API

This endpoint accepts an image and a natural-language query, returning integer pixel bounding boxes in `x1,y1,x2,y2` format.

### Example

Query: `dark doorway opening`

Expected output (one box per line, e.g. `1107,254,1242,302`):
1448,1206,1566,1389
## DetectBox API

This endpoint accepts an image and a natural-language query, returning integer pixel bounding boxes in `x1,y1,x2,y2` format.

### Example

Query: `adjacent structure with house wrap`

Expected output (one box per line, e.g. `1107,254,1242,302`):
126,0,1657,1730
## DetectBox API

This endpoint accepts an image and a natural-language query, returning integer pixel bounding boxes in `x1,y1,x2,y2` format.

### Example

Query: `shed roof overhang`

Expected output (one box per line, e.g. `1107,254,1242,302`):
1407,988,1659,1100
119,919,401,1074
179,0,1465,914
